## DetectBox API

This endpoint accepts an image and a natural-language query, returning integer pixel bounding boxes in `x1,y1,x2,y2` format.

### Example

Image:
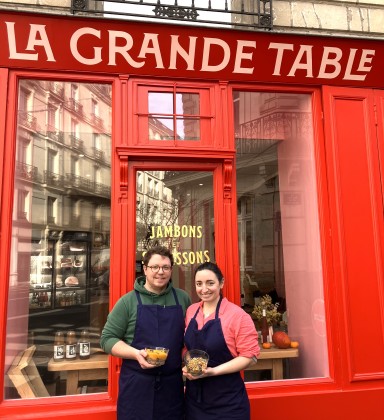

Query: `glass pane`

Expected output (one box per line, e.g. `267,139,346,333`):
148,92,173,114
234,92,328,382
175,93,200,115
136,171,214,300
5,80,112,399
176,118,200,141
149,117,174,140
147,91,202,143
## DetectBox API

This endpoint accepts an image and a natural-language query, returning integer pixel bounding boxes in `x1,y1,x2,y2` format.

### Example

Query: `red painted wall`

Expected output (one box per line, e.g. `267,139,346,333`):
1,10,384,420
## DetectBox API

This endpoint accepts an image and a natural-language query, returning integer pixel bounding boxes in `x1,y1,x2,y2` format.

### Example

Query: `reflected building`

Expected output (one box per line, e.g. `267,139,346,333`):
12,80,112,345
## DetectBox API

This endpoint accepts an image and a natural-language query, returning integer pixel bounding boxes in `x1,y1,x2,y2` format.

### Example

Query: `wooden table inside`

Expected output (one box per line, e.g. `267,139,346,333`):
47,346,298,392
245,346,299,380
48,353,108,395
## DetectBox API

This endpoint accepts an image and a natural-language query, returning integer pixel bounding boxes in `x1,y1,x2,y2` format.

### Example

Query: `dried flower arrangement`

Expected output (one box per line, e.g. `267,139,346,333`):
252,294,282,325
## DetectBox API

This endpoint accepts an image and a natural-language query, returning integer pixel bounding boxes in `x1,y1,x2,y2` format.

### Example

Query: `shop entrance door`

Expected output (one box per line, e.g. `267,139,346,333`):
123,158,236,300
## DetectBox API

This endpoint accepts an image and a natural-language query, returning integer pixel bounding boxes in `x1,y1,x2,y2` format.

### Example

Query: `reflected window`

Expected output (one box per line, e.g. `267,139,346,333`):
4,80,112,399
234,91,328,383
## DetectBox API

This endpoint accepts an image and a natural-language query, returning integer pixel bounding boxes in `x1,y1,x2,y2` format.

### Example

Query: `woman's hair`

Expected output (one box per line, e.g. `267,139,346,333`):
194,262,224,283
143,246,174,266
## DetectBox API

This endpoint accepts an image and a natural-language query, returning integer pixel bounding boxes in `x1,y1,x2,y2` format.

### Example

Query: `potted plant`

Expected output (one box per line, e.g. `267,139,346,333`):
252,294,282,329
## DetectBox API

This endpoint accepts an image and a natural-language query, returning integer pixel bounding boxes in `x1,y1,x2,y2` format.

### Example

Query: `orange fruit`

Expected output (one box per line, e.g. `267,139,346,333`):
290,341,299,348
262,342,271,349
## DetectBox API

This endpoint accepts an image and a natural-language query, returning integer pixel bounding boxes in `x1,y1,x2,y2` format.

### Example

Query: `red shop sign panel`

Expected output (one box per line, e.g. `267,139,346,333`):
0,10,383,88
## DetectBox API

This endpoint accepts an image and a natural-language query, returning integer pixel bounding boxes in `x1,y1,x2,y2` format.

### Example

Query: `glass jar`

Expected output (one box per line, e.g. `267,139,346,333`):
79,330,91,360
65,330,77,359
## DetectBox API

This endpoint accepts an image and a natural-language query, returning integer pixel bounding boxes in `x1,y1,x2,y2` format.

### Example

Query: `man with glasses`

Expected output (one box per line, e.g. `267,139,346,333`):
100,245,191,420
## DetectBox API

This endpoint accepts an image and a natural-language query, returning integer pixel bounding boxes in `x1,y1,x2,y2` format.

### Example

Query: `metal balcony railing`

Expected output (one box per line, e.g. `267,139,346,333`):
71,0,273,30
15,162,39,182
68,97,84,115
69,134,85,151
44,170,65,187
46,126,65,143
92,147,105,162
48,82,65,99
66,173,111,197
0,1,272,30
18,111,37,131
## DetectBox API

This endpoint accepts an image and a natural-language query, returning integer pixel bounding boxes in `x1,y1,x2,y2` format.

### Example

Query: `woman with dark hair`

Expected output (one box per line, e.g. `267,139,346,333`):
183,262,260,420
101,245,191,420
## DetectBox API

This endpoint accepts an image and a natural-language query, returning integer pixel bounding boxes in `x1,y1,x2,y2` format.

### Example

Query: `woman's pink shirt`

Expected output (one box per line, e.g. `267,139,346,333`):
185,297,260,359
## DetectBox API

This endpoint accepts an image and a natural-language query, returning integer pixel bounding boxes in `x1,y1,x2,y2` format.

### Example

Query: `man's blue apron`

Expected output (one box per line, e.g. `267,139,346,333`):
117,288,185,420
184,297,250,420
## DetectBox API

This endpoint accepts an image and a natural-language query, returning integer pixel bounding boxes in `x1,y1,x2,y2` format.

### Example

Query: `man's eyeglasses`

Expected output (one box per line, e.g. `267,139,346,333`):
146,265,172,273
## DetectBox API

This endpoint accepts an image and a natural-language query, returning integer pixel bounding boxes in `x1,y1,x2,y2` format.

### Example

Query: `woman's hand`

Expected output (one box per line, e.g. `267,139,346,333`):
183,356,254,379
182,365,214,380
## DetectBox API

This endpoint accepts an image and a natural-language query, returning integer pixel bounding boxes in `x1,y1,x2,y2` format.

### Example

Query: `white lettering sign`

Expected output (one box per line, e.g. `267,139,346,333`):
3,20,376,84
6,22,55,62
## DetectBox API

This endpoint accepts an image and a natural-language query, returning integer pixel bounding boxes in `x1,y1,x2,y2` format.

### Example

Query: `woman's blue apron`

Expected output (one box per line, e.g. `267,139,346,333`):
184,298,250,420
117,288,185,420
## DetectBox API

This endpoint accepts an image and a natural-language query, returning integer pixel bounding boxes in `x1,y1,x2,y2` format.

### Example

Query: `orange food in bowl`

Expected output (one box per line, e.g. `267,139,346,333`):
145,347,169,365
262,342,271,349
290,341,299,348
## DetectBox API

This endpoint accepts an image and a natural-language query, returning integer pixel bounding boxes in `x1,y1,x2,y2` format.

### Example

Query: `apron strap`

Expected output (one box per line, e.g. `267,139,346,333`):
171,287,180,305
135,290,143,305
215,296,223,319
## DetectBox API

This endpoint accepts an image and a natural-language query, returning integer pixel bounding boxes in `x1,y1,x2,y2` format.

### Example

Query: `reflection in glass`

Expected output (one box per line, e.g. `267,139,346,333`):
149,117,174,140
175,93,199,114
135,170,214,301
234,92,328,382
148,91,201,141
148,92,173,114
5,80,111,399
176,118,200,141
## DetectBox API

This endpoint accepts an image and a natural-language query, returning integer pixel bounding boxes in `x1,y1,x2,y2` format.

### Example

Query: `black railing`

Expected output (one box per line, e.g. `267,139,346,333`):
71,0,273,30
16,161,39,182
0,1,272,30
66,173,111,197
44,170,65,187
18,112,37,131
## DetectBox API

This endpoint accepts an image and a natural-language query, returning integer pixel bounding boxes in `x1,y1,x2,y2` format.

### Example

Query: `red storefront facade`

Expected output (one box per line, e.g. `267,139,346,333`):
1,10,384,420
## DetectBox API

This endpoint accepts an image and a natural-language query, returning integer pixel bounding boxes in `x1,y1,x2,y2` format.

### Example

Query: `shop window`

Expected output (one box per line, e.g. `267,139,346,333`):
4,80,112,400
71,155,79,177
47,196,56,225
137,172,143,192
47,104,58,134
135,83,213,146
19,87,30,114
234,91,328,382
70,120,83,152
17,190,29,220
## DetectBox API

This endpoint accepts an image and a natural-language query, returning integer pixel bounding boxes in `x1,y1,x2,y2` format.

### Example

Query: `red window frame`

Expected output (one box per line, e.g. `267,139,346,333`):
131,80,215,147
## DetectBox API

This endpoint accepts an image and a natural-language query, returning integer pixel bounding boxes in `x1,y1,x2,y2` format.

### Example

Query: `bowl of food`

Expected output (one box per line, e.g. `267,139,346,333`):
145,347,169,366
184,349,209,376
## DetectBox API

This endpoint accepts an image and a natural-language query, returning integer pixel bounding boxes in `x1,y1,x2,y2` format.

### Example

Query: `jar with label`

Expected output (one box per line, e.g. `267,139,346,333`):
53,331,65,361
79,330,91,359
65,330,77,359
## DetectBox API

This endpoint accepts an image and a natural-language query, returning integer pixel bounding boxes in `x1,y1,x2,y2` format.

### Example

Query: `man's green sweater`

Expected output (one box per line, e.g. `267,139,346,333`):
100,276,191,354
